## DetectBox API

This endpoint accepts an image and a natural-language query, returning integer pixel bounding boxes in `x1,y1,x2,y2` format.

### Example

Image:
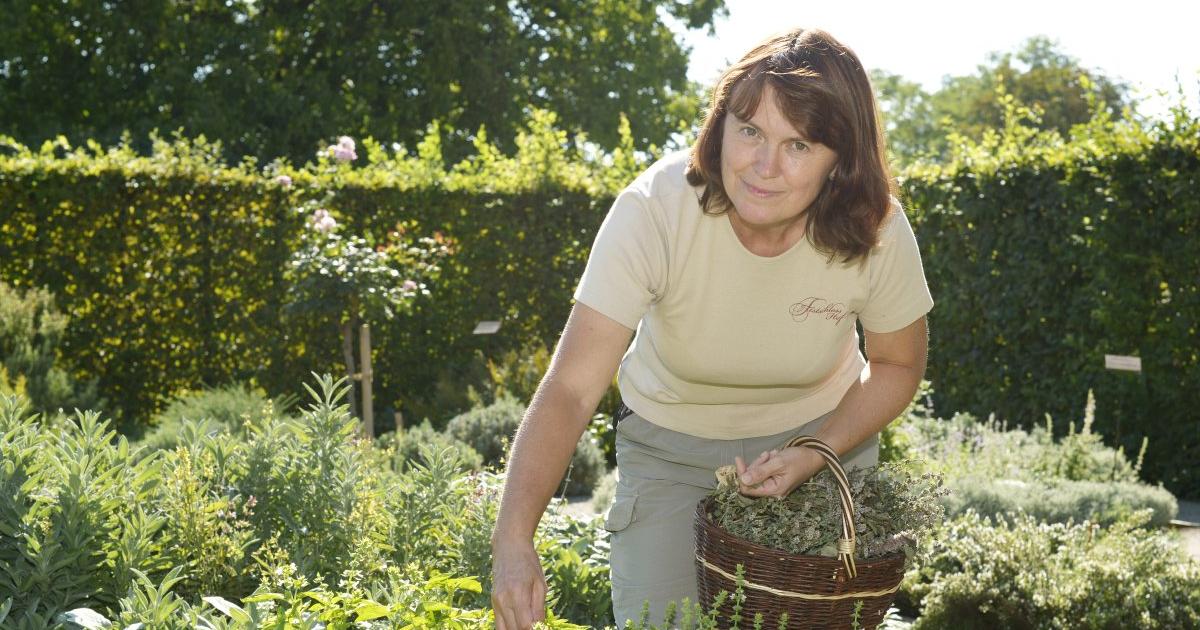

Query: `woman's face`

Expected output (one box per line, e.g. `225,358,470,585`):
719,85,839,233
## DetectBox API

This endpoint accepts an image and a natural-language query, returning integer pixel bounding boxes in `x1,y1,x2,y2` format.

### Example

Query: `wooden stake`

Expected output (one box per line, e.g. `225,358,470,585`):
341,319,358,420
359,322,373,439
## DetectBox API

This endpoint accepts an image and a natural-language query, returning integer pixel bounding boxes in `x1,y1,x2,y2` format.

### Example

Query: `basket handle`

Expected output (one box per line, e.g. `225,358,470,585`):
783,435,858,579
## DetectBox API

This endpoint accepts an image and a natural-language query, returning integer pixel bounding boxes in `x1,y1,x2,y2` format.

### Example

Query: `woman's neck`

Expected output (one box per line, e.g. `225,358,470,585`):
726,210,807,258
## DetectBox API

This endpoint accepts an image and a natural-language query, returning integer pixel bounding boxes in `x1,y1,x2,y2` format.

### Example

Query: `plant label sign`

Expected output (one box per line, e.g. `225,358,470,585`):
1104,354,1142,372
473,320,501,335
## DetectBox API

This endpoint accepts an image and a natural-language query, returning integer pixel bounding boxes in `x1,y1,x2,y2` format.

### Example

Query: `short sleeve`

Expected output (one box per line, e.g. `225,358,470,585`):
857,206,934,333
572,188,668,330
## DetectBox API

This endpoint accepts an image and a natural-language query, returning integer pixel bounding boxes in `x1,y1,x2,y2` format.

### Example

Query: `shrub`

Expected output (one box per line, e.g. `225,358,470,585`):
591,468,618,513
0,394,164,629
902,510,1200,629
891,391,1179,528
880,379,936,464
155,439,258,600
444,395,526,465
478,341,622,467
139,382,296,453
0,364,26,396
0,375,620,627
5,103,1200,495
561,434,606,497
941,476,1177,528
234,375,394,584
375,420,484,472
906,101,1200,498
446,396,605,494
0,281,102,419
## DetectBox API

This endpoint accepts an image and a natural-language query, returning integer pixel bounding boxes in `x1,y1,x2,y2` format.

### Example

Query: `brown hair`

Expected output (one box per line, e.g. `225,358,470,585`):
686,27,896,263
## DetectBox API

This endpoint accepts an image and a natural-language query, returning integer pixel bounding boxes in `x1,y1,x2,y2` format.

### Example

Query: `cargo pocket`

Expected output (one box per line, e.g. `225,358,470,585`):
603,487,636,533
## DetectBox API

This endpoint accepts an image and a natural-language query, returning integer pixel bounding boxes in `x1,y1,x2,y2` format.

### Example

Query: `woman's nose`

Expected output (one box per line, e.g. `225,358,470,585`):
753,144,779,178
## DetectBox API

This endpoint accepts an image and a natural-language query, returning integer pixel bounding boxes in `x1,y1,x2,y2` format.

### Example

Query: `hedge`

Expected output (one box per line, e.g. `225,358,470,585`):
1,102,1196,495
906,99,1200,496
0,114,642,436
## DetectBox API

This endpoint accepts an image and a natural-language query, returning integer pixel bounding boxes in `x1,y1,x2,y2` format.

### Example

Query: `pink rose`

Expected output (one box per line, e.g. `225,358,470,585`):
328,136,357,161
402,279,418,291
310,209,337,233
275,175,292,187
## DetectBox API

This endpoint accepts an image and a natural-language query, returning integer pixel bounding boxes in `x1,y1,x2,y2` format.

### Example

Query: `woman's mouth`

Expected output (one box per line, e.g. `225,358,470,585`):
742,178,779,198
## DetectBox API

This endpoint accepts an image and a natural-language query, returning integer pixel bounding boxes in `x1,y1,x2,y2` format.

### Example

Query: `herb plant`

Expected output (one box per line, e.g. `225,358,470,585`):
709,462,946,562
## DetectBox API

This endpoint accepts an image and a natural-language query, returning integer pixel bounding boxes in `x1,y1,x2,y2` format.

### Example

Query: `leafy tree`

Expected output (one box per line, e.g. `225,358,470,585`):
0,0,726,164
871,70,940,164
874,36,1132,165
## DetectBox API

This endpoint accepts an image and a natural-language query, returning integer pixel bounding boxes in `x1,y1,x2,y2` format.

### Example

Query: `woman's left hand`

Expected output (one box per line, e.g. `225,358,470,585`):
735,446,822,498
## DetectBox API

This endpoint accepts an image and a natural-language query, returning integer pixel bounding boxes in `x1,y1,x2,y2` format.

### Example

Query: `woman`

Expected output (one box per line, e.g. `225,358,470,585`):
490,27,932,629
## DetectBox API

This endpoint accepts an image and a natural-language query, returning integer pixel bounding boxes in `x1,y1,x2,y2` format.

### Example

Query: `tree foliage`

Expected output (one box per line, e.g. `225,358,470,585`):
874,36,1132,164
0,0,726,164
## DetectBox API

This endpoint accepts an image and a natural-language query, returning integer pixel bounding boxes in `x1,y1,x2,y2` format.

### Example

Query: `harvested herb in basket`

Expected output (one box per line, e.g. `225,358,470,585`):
710,461,945,562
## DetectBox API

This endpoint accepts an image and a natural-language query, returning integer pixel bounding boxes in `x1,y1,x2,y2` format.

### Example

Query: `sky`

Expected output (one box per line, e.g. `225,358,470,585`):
673,0,1200,120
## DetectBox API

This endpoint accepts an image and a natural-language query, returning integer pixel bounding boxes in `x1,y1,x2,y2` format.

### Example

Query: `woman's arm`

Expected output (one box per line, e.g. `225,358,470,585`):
490,302,633,630
736,315,928,497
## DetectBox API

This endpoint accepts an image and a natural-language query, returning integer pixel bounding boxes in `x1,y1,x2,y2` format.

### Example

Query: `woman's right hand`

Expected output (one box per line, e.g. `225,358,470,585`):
490,537,547,630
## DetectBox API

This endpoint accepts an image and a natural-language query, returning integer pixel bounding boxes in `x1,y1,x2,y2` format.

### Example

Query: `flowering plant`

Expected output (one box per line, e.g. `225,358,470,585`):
283,198,451,326
280,138,454,425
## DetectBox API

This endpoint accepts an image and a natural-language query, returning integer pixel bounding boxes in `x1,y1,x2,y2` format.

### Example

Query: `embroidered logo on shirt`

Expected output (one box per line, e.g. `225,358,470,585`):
790,297,853,325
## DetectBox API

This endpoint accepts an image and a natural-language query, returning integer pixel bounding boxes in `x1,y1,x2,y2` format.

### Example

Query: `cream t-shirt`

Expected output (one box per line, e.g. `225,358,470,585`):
573,150,934,439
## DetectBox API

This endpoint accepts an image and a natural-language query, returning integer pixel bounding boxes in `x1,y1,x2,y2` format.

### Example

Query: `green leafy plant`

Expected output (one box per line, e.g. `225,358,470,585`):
0,394,163,628
374,420,484,472
894,390,1177,527
139,382,296,453
902,509,1200,629
0,281,103,419
235,374,395,584
445,395,605,494
156,445,258,599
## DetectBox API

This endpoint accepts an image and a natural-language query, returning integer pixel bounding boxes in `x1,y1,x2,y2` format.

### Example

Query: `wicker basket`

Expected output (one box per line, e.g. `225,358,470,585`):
694,436,906,630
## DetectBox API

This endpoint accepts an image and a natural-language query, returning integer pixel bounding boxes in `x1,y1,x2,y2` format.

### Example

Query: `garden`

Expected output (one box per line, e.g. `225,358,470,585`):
2,3,1200,628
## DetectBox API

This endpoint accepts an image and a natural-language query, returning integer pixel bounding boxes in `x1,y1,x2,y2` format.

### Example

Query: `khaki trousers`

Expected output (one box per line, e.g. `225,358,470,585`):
604,409,879,628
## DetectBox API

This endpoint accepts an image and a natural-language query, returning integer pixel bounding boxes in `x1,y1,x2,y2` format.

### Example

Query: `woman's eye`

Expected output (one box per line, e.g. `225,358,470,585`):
739,126,758,137
790,141,809,152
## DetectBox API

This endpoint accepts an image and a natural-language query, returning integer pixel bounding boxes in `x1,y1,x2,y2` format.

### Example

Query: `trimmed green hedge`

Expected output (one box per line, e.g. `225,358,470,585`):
906,101,1200,496
0,117,642,435
1,102,1197,495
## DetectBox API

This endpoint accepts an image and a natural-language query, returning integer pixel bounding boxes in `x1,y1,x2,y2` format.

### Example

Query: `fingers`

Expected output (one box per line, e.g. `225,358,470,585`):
740,475,785,497
492,551,545,630
739,449,778,486
738,448,795,497
493,596,513,630
529,575,547,623
493,588,520,630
